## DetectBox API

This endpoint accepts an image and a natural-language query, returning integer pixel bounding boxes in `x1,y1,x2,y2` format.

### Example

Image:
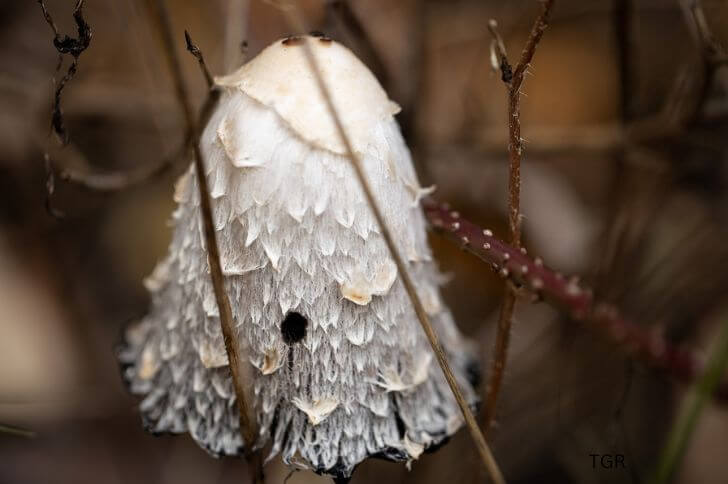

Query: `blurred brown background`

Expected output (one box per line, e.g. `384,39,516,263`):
2,0,728,483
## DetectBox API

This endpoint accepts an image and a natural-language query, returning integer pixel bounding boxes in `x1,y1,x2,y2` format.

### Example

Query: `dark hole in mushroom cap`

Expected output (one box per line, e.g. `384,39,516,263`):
281,311,308,345
394,412,406,439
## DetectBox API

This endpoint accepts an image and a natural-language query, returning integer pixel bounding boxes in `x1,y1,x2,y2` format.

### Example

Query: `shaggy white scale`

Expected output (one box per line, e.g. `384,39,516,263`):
119,35,478,480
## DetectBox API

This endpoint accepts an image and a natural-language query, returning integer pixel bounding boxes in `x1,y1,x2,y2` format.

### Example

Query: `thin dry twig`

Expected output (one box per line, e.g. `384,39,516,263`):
483,0,555,432
185,31,213,88
485,293,518,431
484,17,514,433
503,0,555,246
487,20,511,84
422,198,728,403
679,0,728,125
144,1,263,482
38,0,92,144
38,0,92,217
275,3,505,483
54,142,187,192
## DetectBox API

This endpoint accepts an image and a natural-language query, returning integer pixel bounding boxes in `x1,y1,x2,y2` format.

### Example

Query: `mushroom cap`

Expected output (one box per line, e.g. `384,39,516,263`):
214,35,401,155
120,35,478,480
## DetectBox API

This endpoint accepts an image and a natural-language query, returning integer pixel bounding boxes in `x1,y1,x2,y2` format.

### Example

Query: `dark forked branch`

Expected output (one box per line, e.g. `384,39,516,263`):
483,0,556,432
36,4,202,196
38,0,92,217
38,0,92,145
423,198,728,403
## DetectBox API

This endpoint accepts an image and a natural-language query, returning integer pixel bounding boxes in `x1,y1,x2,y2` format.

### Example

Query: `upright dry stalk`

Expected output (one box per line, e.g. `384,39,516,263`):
144,1,262,482
483,0,556,431
276,3,505,483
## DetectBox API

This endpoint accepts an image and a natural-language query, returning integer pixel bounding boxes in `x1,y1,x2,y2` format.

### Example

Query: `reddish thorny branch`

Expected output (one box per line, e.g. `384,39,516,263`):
422,197,728,402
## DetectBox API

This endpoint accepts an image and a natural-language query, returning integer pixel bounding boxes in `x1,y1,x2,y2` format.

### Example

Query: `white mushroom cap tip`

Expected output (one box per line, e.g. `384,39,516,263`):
215,35,401,155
